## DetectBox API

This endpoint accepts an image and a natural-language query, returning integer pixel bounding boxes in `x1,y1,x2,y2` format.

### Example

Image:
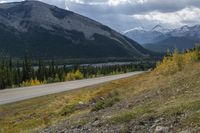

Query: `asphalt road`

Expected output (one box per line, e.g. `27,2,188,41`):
0,71,144,105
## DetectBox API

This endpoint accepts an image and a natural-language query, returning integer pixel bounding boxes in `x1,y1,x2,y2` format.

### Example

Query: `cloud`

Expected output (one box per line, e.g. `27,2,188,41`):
66,0,200,15
0,0,66,8
64,0,200,31
0,1,7,3
132,7,200,27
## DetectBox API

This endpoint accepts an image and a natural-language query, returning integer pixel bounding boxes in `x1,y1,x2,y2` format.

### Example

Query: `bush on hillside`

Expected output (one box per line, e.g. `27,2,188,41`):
91,91,120,112
154,45,200,75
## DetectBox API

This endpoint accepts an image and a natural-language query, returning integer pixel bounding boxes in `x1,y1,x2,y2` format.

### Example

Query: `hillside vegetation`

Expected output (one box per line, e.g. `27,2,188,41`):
0,47,200,133
154,46,200,75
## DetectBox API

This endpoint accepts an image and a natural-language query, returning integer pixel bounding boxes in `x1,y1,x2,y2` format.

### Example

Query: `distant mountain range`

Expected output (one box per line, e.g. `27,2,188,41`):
0,1,157,62
124,25,200,53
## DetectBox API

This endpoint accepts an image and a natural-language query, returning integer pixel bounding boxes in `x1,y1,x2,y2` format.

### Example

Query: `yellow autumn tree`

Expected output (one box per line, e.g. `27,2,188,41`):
74,70,84,80
20,78,46,87
65,70,84,81
154,46,200,75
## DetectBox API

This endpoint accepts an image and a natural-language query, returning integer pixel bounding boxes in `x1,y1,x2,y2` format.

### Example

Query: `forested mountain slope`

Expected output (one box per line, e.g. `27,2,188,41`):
0,1,156,60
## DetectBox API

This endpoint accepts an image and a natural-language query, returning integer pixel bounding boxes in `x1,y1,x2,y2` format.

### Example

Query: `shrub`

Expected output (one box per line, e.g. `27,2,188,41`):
91,91,120,112
60,104,76,116
65,70,84,81
20,78,46,87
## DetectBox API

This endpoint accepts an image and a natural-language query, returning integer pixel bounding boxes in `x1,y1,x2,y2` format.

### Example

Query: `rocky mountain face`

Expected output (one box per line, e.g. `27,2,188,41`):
124,25,169,44
124,25,200,53
0,1,156,60
151,25,172,33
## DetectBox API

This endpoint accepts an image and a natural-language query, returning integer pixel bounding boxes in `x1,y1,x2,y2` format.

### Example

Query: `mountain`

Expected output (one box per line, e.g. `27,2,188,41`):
0,1,155,61
152,24,172,33
169,25,200,39
124,25,167,44
144,37,198,53
124,25,200,53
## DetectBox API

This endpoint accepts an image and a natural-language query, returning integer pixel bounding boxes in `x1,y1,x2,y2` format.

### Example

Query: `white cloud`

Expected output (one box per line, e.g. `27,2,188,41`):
0,0,7,3
68,0,84,4
132,0,148,4
132,7,200,27
63,0,200,31
107,0,130,6
65,0,131,6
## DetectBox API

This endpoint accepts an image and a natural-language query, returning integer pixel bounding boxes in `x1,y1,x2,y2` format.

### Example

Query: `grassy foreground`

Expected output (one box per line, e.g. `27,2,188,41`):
0,51,200,132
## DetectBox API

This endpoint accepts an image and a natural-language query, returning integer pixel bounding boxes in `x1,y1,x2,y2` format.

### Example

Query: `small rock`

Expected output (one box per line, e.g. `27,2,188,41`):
59,130,65,133
155,119,160,123
100,97,105,100
75,103,88,110
79,101,84,105
150,124,156,129
155,126,169,133
92,121,100,127
155,118,164,124
179,130,191,133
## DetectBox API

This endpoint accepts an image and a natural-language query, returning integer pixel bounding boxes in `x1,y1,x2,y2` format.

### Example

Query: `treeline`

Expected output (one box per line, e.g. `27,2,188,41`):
0,57,153,89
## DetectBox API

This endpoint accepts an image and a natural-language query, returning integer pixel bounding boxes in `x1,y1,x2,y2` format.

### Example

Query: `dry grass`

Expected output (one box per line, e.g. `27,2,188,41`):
107,62,200,131
0,75,133,133
0,61,200,132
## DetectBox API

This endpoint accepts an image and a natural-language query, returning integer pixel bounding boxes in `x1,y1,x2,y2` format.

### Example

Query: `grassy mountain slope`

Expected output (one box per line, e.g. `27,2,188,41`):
0,50,200,133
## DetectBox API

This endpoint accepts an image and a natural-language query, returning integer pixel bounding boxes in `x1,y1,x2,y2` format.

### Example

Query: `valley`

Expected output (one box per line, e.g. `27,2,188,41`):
1,48,200,133
0,0,200,133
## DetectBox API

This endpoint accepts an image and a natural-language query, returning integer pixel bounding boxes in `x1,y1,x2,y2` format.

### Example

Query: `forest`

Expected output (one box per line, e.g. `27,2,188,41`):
0,57,153,89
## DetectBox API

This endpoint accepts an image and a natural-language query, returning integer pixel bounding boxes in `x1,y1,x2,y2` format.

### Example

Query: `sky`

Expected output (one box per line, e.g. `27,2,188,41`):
1,0,200,32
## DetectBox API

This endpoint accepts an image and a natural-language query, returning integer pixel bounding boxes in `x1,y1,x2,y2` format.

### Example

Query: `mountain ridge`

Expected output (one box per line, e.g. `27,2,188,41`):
124,25,200,52
0,1,156,60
